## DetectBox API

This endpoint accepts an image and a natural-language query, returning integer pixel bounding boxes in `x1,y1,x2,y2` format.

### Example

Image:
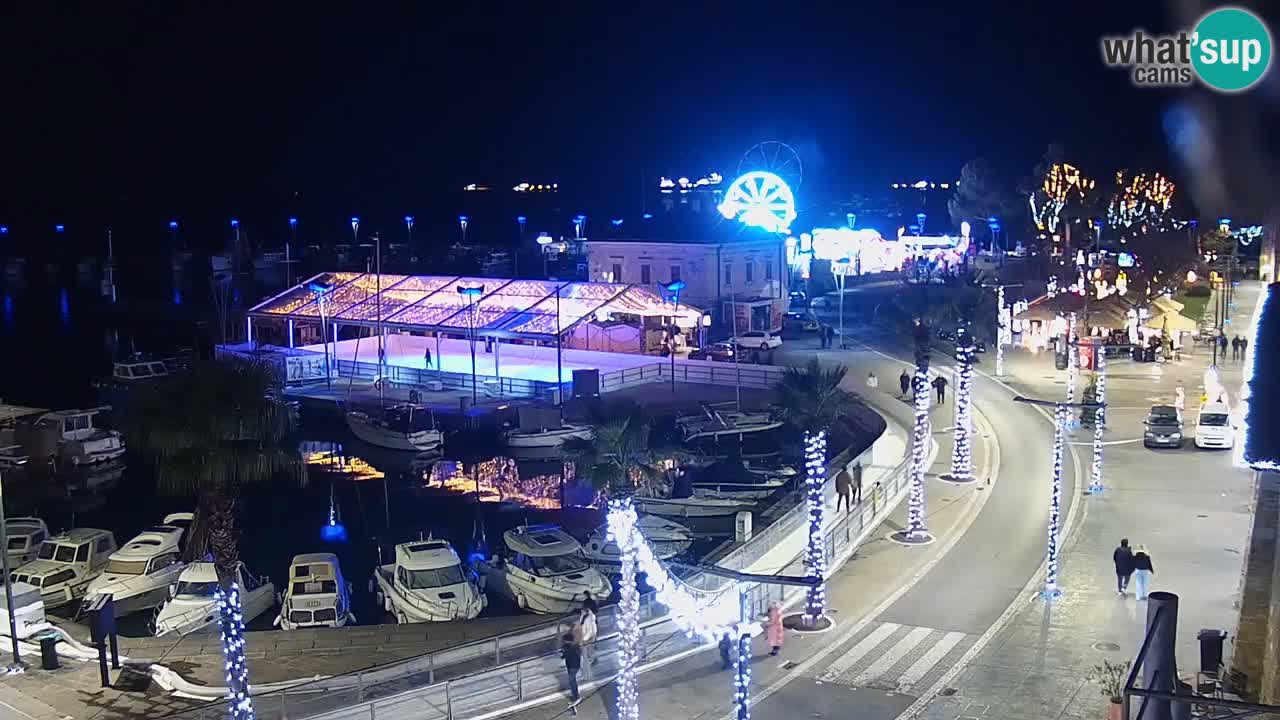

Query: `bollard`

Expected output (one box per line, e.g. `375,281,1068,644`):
516,662,524,701
1141,592,1179,720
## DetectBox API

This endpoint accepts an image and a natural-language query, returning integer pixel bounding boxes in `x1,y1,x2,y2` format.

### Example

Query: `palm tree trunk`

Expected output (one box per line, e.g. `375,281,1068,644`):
207,492,256,720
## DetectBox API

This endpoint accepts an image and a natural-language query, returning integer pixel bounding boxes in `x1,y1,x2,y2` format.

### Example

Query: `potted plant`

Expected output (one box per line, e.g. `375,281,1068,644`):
1086,660,1131,720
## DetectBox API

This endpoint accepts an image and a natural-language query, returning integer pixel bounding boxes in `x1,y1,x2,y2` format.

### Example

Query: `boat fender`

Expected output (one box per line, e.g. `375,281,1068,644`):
516,593,526,609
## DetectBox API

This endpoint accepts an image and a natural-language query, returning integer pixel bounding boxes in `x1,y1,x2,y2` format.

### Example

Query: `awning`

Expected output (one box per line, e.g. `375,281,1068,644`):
1145,312,1198,334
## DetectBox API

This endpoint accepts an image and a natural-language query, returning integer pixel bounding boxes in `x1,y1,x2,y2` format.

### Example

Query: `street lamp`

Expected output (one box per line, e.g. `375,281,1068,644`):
664,280,686,395
286,217,298,286
573,214,586,240
0,465,25,670
831,257,851,349
987,216,1001,258
537,233,554,278
459,215,469,244
350,217,359,244
457,284,485,406
307,282,334,389
404,215,414,247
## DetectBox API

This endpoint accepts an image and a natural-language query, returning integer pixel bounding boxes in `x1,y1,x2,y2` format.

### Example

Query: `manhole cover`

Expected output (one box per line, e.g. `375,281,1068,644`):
1094,641,1122,652
782,661,798,670
1196,514,1209,519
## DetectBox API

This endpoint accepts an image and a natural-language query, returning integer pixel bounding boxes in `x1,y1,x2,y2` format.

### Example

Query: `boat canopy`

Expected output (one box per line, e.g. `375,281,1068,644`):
394,540,463,571
248,272,704,341
503,525,583,557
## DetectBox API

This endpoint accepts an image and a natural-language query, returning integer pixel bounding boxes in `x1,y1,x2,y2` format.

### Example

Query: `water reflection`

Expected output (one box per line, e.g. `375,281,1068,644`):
424,457,587,510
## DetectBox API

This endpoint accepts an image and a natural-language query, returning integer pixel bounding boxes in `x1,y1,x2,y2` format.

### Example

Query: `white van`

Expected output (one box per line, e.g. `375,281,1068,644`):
1194,403,1234,449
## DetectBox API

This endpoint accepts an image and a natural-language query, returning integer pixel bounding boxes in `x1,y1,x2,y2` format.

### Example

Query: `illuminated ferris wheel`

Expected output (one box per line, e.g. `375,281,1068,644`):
718,142,802,233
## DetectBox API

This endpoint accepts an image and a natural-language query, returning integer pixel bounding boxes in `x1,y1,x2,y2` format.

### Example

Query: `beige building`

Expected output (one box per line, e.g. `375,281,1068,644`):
584,236,788,332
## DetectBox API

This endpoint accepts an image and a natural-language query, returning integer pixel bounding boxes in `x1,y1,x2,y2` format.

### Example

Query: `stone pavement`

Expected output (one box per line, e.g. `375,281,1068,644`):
909,282,1264,720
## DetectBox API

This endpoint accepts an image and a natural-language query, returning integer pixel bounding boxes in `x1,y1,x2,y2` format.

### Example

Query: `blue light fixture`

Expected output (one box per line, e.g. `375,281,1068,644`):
404,215,414,226
642,212,653,220
0,226,8,235
459,215,469,222
230,218,239,228
611,218,624,227
516,215,527,225
168,220,179,230
289,217,298,227
55,224,65,233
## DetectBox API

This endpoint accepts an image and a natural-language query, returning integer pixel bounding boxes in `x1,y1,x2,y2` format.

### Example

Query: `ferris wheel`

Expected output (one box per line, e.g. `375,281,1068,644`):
737,141,803,193
718,141,802,234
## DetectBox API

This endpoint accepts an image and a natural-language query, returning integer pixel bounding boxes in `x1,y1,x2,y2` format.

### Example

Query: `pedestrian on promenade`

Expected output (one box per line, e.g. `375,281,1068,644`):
866,371,878,390
423,346,432,369
1218,333,1228,359
766,602,784,656
561,632,582,711
574,606,598,667
581,590,598,617
1112,538,1134,595
1231,336,1240,361
835,467,853,513
825,324,836,348
718,632,733,670
1241,335,1249,359
1132,545,1155,600
851,462,863,505
1174,383,1185,415
932,374,948,403
899,369,911,398
871,481,883,514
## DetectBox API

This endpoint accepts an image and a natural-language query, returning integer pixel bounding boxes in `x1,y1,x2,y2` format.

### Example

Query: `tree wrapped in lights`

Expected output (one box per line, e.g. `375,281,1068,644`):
803,431,828,622
995,285,1008,377
732,590,752,720
216,583,255,720
1045,403,1066,598
944,326,976,483
1065,313,1078,406
1089,350,1106,493
609,501,641,720
1029,162,1095,234
1106,171,1175,229
900,321,934,543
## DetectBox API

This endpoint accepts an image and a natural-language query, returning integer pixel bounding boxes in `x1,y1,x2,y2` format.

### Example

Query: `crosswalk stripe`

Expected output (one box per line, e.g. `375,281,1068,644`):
819,622,900,681
853,626,933,684
895,631,967,690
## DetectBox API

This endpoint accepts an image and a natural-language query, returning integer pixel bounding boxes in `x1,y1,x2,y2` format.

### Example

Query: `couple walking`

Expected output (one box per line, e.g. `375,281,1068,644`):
560,592,599,713
1113,538,1155,599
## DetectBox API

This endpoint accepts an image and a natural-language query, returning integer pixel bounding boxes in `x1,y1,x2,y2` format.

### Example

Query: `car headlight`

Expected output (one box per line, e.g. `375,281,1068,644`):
1172,433,1181,439
1145,431,1155,438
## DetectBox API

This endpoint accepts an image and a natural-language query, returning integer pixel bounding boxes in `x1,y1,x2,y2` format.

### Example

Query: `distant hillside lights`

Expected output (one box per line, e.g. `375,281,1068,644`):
659,172,723,194
511,182,558,192
891,180,957,189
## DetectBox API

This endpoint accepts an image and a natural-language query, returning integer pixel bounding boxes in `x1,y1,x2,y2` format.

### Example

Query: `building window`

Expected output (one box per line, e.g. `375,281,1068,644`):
723,262,732,287
641,264,651,284
744,260,754,283
612,263,623,282
765,259,774,281
670,265,681,283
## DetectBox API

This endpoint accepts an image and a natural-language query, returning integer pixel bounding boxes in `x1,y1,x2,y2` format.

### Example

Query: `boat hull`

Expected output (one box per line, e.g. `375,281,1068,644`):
346,413,442,452
634,497,750,518
502,426,594,448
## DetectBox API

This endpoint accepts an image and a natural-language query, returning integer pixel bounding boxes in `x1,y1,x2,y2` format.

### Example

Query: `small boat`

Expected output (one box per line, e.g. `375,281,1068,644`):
476,525,612,614
84,513,193,617
633,496,753,518
0,581,52,640
677,406,783,441
4,517,49,568
33,407,126,466
12,528,117,611
346,404,443,452
153,562,276,637
503,423,594,448
373,538,485,623
582,516,693,568
691,476,788,500
276,553,355,630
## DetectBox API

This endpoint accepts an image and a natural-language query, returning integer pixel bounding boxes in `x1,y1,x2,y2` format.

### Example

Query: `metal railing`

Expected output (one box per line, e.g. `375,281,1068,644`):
598,360,787,394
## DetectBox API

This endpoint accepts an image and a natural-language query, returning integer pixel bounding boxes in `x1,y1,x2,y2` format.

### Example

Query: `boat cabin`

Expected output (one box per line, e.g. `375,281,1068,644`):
112,359,173,383
502,525,591,577
11,528,116,607
280,553,351,628
5,518,48,567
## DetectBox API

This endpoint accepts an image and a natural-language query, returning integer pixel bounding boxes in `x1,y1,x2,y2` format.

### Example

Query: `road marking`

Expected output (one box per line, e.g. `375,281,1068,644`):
853,625,933,685
896,631,967,690
818,622,901,681
1068,438,1142,446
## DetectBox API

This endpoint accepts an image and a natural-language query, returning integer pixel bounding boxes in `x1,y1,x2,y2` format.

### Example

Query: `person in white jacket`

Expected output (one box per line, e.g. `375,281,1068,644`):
573,606,599,667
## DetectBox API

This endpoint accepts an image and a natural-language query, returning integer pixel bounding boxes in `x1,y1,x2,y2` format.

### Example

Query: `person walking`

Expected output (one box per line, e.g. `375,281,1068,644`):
766,601,784,656
1218,333,1228,360
835,466,853,513
866,371,878,390
1112,538,1135,595
871,480,883,515
574,606,599,667
825,324,836,349
851,462,864,505
899,369,912,398
932,374,948,403
1132,545,1155,600
1241,335,1249,359
561,632,582,712
1174,382,1185,415
423,345,433,370
718,632,734,671
1231,335,1240,361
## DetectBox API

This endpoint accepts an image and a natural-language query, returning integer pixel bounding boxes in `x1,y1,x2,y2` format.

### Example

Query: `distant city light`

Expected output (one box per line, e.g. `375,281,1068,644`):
55,224,65,233
168,220,179,230
230,218,239,228
536,233,554,246
642,212,654,219
0,226,8,234
611,218,624,226
513,182,557,193
289,217,298,227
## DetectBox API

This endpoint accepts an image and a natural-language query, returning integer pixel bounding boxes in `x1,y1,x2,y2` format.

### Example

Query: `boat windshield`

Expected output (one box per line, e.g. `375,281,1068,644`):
530,553,588,577
105,558,147,576
404,565,465,589
175,580,219,598
1200,413,1230,427
38,543,76,563
7,537,26,551
292,579,338,596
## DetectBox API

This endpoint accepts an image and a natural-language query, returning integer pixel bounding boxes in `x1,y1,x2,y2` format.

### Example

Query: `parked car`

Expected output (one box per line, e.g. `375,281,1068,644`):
782,311,819,337
788,291,808,308
689,342,737,362
733,331,783,350
1143,405,1184,449
1194,402,1234,449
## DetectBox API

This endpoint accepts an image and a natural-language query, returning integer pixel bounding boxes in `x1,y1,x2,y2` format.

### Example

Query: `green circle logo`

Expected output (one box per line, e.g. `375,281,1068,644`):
1191,7,1272,92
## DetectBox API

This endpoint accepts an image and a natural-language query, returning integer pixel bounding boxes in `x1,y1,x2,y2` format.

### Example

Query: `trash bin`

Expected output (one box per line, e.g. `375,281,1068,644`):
39,636,59,670
1197,628,1227,673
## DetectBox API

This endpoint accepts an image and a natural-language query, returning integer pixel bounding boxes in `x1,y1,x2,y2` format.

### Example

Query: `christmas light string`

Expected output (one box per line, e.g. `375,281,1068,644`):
215,583,256,720
995,285,1007,376
1065,313,1078,406
1089,349,1106,493
949,328,975,481
613,503,641,720
803,431,828,621
906,366,932,540
1045,404,1066,599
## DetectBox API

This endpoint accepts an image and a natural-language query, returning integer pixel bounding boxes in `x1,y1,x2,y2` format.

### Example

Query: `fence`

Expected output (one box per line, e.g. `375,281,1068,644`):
598,360,787,394
160,414,910,720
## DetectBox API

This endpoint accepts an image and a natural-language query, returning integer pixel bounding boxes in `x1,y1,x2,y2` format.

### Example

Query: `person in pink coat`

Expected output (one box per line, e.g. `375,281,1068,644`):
766,602,784,656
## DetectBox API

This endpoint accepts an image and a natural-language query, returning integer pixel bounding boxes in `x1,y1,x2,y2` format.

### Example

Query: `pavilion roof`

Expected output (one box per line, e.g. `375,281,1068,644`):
248,272,704,340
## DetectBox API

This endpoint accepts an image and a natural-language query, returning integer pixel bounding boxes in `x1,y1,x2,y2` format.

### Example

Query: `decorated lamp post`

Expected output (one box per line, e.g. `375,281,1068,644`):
1065,312,1078,405
457,284,485,406
1014,394,1103,598
996,285,1007,376
832,256,851,349
665,280,687,395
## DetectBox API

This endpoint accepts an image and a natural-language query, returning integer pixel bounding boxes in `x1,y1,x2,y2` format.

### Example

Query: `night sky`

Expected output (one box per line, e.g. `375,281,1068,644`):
3,2,1277,248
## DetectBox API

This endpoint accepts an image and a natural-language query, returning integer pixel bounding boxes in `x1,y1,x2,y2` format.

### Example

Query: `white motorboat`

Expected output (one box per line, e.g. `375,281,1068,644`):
373,539,485,623
34,407,125,466
502,423,594,448
476,525,612,614
12,528,117,611
582,515,693,569
633,495,753,518
153,562,276,637
691,476,789,500
677,406,783,441
346,404,443,452
5,517,48,568
276,553,355,630
84,513,193,617
0,582,52,640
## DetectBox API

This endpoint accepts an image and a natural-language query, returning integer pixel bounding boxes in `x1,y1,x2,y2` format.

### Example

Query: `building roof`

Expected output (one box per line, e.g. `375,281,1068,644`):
249,272,703,340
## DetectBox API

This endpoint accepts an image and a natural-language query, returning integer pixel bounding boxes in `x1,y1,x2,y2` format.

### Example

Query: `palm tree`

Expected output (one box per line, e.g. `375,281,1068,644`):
937,274,994,482
773,358,855,434
562,401,682,497
125,360,299,720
